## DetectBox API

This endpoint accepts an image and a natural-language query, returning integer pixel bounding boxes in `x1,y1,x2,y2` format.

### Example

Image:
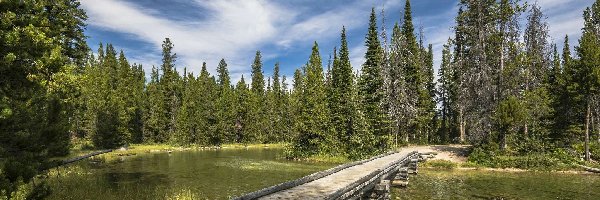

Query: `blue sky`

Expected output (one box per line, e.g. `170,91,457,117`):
80,0,594,84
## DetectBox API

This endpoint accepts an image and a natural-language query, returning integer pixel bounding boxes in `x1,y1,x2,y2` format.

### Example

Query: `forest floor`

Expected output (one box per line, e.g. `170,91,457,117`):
411,145,599,174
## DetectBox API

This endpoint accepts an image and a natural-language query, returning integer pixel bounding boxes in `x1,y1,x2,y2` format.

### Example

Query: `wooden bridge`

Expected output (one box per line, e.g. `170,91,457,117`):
233,148,435,200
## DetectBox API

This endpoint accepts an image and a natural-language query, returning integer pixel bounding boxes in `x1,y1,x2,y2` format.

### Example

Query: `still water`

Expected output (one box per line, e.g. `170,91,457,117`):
48,149,600,200
393,168,600,200
47,148,334,199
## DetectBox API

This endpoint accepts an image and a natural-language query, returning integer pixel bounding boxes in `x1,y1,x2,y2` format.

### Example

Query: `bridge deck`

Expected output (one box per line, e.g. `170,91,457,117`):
258,149,417,199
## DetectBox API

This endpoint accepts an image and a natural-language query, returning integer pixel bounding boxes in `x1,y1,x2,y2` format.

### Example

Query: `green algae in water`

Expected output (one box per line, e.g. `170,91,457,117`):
46,149,335,200
392,169,600,200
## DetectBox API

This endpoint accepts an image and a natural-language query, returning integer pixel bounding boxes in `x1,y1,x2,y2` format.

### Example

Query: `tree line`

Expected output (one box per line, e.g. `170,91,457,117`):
72,2,439,160
1,0,600,198
438,0,600,159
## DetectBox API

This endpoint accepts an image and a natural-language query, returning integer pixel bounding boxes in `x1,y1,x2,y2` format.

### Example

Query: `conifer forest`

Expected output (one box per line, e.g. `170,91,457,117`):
1,0,600,199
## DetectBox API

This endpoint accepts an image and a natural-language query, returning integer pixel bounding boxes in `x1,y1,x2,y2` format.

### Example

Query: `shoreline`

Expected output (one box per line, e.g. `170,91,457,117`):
420,166,597,175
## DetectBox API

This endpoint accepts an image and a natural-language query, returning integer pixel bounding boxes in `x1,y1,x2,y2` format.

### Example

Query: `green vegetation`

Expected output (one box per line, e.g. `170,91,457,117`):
392,169,600,199
422,160,458,169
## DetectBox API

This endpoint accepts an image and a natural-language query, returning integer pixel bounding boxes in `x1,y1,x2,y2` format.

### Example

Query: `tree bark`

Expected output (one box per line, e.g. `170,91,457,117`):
585,102,591,161
500,130,507,151
459,109,465,143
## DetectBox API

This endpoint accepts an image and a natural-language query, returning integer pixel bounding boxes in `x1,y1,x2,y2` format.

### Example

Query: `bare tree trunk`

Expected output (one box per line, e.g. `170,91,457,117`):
500,132,507,151
459,108,465,143
404,125,409,143
596,114,600,143
585,102,591,161
593,114,599,143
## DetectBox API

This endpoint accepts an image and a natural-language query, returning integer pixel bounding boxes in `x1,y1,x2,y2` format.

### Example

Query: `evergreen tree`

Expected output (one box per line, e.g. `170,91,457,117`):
269,63,285,142
216,59,235,143
358,8,388,151
0,0,89,196
519,3,553,152
197,63,217,145
235,75,250,143
438,39,455,144
330,27,357,154
174,70,198,145
248,51,266,142
145,66,167,143
576,1,600,160
158,38,181,143
251,51,266,95
552,36,575,142
290,42,330,157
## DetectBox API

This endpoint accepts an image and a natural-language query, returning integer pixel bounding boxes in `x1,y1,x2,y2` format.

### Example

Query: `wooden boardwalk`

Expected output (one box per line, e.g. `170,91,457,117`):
234,148,425,200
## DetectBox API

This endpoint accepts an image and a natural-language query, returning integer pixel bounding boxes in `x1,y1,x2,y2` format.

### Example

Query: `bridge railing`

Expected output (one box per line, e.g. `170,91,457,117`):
232,151,401,200
325,151,420,200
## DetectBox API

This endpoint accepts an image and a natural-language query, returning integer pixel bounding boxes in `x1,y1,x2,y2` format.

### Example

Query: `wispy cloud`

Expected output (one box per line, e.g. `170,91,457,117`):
81,0,294,77
81,0,594,84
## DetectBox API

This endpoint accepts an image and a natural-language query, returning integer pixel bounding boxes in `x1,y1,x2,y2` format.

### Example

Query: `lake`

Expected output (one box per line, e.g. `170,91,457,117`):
47,148,334,199
47,149,600,199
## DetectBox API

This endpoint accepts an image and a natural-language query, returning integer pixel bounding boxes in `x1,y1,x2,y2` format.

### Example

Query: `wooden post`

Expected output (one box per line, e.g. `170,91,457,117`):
392,167,409,187
371,180,391,200
408,159,419,175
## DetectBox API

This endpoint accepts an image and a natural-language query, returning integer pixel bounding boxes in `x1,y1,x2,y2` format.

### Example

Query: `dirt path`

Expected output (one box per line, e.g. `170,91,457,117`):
399,145,470,163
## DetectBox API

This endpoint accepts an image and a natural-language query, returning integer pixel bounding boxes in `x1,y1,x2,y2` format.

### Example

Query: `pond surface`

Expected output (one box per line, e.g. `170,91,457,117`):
393,168,600,200
47,148,335,200
48,150,600,200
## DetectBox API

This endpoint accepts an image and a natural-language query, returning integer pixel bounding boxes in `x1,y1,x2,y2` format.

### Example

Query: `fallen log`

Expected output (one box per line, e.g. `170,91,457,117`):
576,164,600,173
60,149,113,166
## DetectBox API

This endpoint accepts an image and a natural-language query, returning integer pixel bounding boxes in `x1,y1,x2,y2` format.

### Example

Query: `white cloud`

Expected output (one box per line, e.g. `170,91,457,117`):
81,0,294,80
542,0,593,49
349,44,366,73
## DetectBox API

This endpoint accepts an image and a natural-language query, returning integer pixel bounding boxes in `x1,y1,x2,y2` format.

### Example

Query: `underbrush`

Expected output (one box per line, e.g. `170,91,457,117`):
467,144,579,171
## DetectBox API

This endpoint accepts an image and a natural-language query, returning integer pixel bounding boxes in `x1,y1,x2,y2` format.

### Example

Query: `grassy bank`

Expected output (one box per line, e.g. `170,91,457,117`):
54,143,289,165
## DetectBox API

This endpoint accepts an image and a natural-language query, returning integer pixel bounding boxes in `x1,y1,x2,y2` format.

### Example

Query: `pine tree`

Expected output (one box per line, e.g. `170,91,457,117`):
145,66,166,143
251,51,265,95
174,70,198,145
399,0,423,143
552,36,575,142
520,3,553,151
289,69,304,143
158,38,181,143
576,1,600,160
290,42,330,157
438,39,455,144
358,8,388,151
330,27,357,154
216,59,235,143
197,63,217,145
269,62,285,142
235,75,251,143
248,51,266,142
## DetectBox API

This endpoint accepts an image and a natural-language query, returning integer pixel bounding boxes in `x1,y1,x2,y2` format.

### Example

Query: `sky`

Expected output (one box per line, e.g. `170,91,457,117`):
80,0,595,85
